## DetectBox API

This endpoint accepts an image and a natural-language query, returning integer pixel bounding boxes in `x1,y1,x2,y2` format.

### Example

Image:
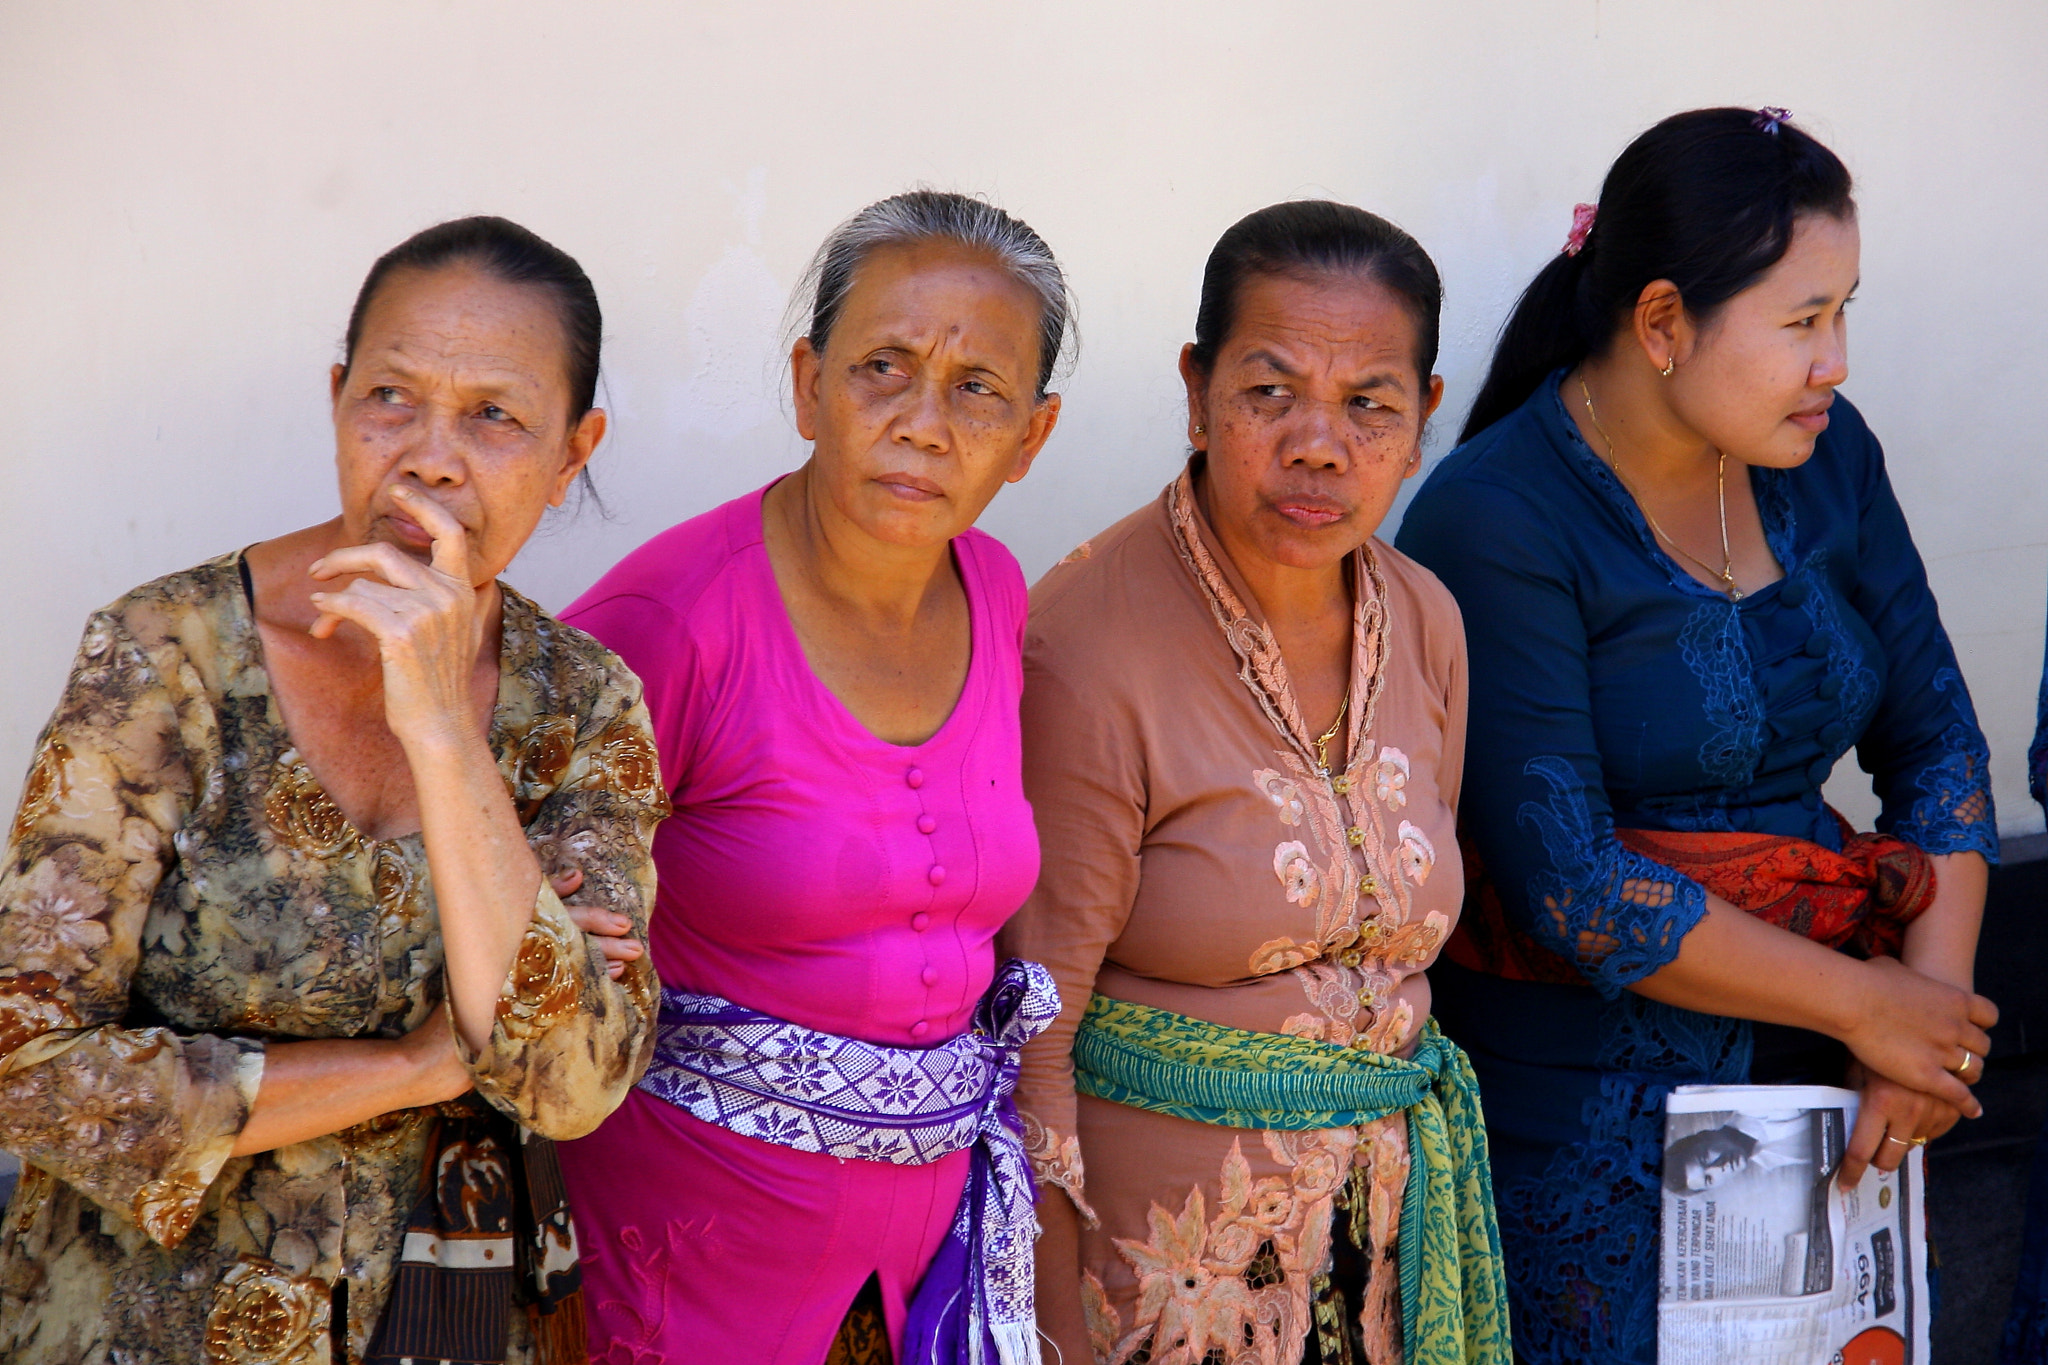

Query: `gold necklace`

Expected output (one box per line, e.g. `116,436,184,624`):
1314,690,1349,775
1579,376,1744,602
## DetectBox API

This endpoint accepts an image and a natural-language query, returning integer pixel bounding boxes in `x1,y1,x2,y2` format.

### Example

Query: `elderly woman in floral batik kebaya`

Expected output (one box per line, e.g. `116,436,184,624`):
1003,201,1508,1365
0,217,663,1365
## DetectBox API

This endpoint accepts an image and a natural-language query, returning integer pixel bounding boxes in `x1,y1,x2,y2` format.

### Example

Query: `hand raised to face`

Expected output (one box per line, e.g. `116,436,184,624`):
330,262,606,587
307,486,493,750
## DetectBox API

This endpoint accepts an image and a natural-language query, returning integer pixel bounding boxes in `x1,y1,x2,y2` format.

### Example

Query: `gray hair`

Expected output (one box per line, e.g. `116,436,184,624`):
792,190,1074,398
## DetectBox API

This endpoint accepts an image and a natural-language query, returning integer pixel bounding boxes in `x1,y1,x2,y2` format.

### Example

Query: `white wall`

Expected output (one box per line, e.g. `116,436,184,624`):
4,1,2045,834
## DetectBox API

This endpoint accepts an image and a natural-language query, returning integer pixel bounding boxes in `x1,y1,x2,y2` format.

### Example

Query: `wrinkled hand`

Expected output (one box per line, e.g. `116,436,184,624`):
400,1002,475,1106
550,866,644,980
1839,955,1994,1116
308,486,487,750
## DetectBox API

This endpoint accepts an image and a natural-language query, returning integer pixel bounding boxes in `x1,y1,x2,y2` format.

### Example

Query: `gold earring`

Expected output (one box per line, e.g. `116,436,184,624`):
1193,424,1206,435
1661,356,1676,378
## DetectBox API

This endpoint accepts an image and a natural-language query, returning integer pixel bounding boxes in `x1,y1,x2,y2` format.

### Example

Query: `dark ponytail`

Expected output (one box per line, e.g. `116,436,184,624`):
1460,107,1854,443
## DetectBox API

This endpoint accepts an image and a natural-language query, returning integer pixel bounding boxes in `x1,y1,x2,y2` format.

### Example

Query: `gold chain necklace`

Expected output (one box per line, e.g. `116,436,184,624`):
1314,690,1349,776
1579,376,1743,602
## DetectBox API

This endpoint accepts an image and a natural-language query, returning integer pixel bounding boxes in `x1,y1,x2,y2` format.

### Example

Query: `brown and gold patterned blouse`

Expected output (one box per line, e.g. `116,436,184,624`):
0,551,664,1365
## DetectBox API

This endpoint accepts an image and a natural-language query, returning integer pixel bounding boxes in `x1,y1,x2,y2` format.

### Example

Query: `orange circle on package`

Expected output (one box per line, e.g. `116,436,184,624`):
1839,1326,1907,1365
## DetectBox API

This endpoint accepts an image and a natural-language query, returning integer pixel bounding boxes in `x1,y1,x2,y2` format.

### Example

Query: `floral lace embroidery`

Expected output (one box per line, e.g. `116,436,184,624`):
1794,552,1880,739
1515,756,1708,995
1496,998,1749,1365
1895,668,1999,860
1165,475,1432,1052
1022,1110,1098,1226
1676,602,1764,788
1087,1126,1405,1365
588,1219,695,1362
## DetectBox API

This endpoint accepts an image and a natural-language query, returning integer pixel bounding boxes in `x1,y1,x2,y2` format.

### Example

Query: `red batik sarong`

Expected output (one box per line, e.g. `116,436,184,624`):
1448,812,1938,985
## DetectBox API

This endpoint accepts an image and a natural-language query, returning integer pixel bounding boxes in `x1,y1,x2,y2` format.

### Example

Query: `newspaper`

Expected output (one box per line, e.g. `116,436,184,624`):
1658,1084,1928,1365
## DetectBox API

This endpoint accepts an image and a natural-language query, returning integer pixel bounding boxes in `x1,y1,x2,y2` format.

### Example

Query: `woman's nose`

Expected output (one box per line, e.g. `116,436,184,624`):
893,377,952,454
400,410,469,485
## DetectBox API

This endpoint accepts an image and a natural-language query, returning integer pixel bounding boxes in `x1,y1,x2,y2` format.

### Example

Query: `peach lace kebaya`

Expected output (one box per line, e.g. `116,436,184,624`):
999,472,1470,1364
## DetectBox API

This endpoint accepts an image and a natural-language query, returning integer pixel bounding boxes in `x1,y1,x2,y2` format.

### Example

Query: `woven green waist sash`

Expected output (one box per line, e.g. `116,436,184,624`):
1073,996,1510,1365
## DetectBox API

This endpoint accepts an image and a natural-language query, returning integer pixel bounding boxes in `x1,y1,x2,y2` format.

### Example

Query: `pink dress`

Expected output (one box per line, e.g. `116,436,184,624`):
555,485,1040,1365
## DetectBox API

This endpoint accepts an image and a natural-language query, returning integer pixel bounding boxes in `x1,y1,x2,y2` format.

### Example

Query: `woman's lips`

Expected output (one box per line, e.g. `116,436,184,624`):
1273,499,1348,529
382,513,435,551
877,474,944,502
1788,394,1835,434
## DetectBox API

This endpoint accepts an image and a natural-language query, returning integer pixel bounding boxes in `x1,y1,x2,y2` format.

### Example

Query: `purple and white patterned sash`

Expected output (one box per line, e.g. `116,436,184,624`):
636,958,1060,1365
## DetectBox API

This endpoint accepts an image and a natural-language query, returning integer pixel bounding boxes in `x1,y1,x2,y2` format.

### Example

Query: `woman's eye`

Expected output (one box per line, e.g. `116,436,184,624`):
868,358,903,376
961,379,995,396
374,386,404,403
1254,385,1290,400
479,404,510,422
1351,395,1387,411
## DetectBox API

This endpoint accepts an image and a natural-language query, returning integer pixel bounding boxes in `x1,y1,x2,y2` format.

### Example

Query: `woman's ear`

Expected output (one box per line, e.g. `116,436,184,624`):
550,409,608,507
1177,342,1209,450
791,338,823,442
1633,280,1688,373
1007,392,1062,485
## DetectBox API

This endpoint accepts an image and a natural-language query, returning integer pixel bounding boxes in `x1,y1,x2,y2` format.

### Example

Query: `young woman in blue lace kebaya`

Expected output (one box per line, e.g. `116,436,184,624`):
1396,108,2001,1365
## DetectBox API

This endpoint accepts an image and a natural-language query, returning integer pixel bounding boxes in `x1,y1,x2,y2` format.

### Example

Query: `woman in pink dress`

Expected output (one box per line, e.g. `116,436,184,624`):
557,192,1071,1365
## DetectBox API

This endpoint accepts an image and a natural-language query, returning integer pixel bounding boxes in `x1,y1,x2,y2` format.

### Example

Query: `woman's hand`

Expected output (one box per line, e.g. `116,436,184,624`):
550,866,644,980
1837,1062,1964,1191
400,1001,477,1107
233,1002,473,1156
1838,955,1994,1115
1838,1067,1948,1189
307,486,488,751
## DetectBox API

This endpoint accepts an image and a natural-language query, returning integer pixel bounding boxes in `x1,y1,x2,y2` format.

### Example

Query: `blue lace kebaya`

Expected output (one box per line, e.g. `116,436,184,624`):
1397,374,1996,1365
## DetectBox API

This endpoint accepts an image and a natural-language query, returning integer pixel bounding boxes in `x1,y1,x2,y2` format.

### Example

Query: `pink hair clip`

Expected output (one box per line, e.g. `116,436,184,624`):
1563,202,1598,257
1753,106,1792,135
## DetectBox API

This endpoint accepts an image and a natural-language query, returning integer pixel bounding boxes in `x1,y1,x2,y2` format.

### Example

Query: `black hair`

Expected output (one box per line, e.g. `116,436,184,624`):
1188,200,1443,387
342,215,603,422
1662,1124,1761,1194
1460,107,1855,443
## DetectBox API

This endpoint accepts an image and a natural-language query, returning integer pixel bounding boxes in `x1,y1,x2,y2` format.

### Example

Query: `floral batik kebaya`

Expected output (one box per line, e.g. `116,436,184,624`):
1002,470,1479,1365
0,552,663,1365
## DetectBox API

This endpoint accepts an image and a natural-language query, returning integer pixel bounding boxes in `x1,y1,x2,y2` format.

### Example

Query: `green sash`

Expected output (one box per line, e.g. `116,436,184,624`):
1073,996,1511,1365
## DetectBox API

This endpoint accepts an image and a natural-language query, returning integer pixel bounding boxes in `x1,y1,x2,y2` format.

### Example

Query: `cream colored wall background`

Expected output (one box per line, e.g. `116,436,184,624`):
3,1,2045,835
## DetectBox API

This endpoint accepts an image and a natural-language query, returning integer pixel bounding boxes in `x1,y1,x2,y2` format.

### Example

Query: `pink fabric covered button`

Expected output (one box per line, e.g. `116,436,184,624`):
927,864,946,886
917,814,937,835
910,1020,930,1039
920,966,937,986
905,767,925,789
911,912,930,932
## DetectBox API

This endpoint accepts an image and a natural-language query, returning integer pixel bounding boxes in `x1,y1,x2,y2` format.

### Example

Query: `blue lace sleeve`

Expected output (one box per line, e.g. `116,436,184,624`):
1397,469,1709,999
1518,757,1710,995
1839,416,1999,862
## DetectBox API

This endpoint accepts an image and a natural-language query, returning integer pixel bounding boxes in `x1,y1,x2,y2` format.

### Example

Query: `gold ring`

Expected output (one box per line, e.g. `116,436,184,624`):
1882,1134,1913,1149
1953,1048,1977,1077
1909,1136,1929,1147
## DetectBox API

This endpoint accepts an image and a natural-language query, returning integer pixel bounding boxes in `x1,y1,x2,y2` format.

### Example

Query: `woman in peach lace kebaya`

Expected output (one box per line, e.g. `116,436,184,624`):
1003,202,1504,1365
0,217,661,1365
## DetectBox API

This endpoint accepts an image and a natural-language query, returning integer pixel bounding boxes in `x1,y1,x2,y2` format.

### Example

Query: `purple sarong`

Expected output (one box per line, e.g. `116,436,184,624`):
635,958,1059,1365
